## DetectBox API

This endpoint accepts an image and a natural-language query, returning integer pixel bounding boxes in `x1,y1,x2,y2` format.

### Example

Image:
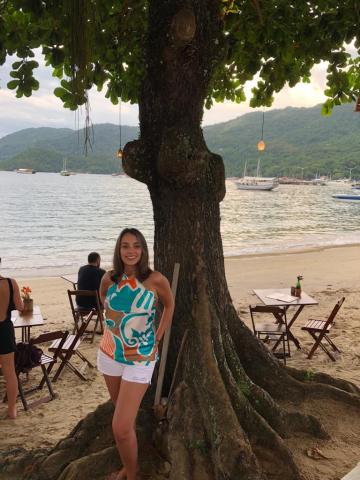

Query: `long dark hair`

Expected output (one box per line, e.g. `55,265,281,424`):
111,228,152,283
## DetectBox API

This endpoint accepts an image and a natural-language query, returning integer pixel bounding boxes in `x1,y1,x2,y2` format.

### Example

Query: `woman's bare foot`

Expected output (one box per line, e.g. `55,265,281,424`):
107,468,126,480
116,468,127,480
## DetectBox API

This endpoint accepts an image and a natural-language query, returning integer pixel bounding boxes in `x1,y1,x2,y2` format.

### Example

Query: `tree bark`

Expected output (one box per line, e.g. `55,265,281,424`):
124,0,227,382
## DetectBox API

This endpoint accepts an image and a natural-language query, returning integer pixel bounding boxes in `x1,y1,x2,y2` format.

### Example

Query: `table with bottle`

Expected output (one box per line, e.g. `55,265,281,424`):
253,288,318,350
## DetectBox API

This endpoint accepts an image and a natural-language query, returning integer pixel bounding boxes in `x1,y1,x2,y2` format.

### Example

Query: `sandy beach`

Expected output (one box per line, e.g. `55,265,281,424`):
1,244,359,479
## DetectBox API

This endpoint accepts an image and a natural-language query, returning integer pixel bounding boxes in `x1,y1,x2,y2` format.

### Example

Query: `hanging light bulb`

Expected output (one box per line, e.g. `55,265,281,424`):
257,111,266,151
115,99,123,158
257,139,266,151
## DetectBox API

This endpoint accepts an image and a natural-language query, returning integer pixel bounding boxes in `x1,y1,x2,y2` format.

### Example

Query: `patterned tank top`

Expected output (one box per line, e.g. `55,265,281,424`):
99,274,158,365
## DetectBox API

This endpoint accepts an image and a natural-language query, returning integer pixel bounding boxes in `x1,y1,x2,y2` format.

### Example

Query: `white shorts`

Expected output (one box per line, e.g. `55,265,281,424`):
97,349,156,384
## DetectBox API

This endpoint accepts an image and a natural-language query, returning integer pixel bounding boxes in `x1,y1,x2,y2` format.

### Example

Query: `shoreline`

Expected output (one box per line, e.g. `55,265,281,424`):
224,241,360,260
5,242,360,280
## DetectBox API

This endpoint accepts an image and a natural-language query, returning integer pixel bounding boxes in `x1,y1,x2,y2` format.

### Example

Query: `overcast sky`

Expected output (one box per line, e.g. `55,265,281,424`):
0,52,329,139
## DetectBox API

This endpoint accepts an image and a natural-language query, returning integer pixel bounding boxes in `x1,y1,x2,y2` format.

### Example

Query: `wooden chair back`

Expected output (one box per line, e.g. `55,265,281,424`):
302,297,345,361
68,289,102,313
63,310,94,352
249,304,289,364
322,297,345,331
30,330,68,349
67,289,104,342
51,311,94,381
249,305,287,334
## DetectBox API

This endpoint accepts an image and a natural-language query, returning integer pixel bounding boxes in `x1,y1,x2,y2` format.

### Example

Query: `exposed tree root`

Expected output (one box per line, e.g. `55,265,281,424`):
220,319,327,440
165,269,306,479
167,382,214,480
189,285,266,480
229,310,360,408
286,366,360,395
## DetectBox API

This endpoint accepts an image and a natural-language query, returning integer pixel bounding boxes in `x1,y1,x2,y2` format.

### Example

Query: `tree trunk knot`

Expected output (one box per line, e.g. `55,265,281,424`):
157,127,208,184
123,139,152,184
171,7,196,47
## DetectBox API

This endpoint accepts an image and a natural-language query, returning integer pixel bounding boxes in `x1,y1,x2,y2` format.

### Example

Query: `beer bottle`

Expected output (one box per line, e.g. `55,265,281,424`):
295,275,302,298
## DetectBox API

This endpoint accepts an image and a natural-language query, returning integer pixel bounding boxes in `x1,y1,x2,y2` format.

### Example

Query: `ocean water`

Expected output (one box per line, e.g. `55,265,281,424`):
0,171,359,278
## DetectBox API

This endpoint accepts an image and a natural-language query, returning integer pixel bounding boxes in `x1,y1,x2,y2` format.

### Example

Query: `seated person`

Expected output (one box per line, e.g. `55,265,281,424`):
76,252,105,310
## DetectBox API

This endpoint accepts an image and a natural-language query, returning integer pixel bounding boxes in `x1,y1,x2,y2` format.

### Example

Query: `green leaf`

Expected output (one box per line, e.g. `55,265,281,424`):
12,61,23,69
7,79,19,89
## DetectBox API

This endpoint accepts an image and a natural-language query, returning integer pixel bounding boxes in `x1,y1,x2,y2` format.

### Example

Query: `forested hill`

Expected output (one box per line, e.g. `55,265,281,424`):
205,102,360,178
0,103,359,178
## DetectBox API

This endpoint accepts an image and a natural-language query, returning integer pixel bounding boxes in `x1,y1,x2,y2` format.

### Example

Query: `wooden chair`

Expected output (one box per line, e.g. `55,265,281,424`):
301,297,345,361
49,311,94,381
249,305,290,364
16,330,69,411
68,289,104,343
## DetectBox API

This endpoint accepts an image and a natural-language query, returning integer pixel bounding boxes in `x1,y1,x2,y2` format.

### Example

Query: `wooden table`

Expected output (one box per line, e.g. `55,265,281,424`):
11,305,45,342
60,274,78,290
253,288,318,350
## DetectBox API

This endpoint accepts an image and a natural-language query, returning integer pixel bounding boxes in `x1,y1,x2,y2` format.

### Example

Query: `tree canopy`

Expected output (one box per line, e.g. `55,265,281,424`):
1,1,359,115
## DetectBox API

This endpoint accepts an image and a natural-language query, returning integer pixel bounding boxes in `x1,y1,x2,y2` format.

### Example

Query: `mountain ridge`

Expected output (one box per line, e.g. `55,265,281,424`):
1,103,359,178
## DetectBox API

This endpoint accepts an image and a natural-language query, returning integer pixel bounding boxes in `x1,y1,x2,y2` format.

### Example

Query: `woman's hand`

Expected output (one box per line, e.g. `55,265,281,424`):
153,272,175,343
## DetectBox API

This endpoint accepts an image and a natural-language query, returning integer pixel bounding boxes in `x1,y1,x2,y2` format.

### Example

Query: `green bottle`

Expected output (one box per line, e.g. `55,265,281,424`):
295,275,302,297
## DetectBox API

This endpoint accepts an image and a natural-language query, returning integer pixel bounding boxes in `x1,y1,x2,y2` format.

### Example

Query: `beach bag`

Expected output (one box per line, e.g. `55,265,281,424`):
15,342,43,373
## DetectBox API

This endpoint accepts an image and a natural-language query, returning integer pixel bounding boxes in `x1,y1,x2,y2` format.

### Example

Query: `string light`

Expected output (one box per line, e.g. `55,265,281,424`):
257,111,266,151
116,99,123,158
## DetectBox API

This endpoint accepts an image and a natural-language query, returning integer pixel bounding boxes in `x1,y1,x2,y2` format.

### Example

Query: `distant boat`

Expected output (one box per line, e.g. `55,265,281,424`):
16,168,36,174
311,175,327,186
332,193,360,201
60,158,70,176
236,159,278,191
351,183,360,190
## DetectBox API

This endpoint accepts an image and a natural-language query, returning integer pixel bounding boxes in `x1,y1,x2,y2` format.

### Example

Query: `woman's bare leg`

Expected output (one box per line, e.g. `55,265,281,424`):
0,353,18,419
103,374,122,405
112,380,148,480
103,375,127,479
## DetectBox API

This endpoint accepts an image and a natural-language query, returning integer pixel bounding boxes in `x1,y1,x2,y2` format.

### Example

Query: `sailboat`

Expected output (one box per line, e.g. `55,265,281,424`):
60,157,70,176
236,159,278,191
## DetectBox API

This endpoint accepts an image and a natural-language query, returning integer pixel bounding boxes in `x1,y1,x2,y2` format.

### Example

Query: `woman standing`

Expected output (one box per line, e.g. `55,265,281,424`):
0,258,23,419
98,229,174,480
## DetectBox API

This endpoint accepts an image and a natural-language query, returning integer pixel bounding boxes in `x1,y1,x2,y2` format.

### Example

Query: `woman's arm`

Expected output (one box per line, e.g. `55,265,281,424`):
153,272,175,343
99,272,113,306
12,279,24,311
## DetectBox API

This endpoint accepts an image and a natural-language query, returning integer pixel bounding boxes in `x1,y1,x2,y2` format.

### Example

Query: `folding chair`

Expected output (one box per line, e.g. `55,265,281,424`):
49,311,94,381
301,297,345,361
16,330,69,411
68,289,104,343
249,305,290,364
